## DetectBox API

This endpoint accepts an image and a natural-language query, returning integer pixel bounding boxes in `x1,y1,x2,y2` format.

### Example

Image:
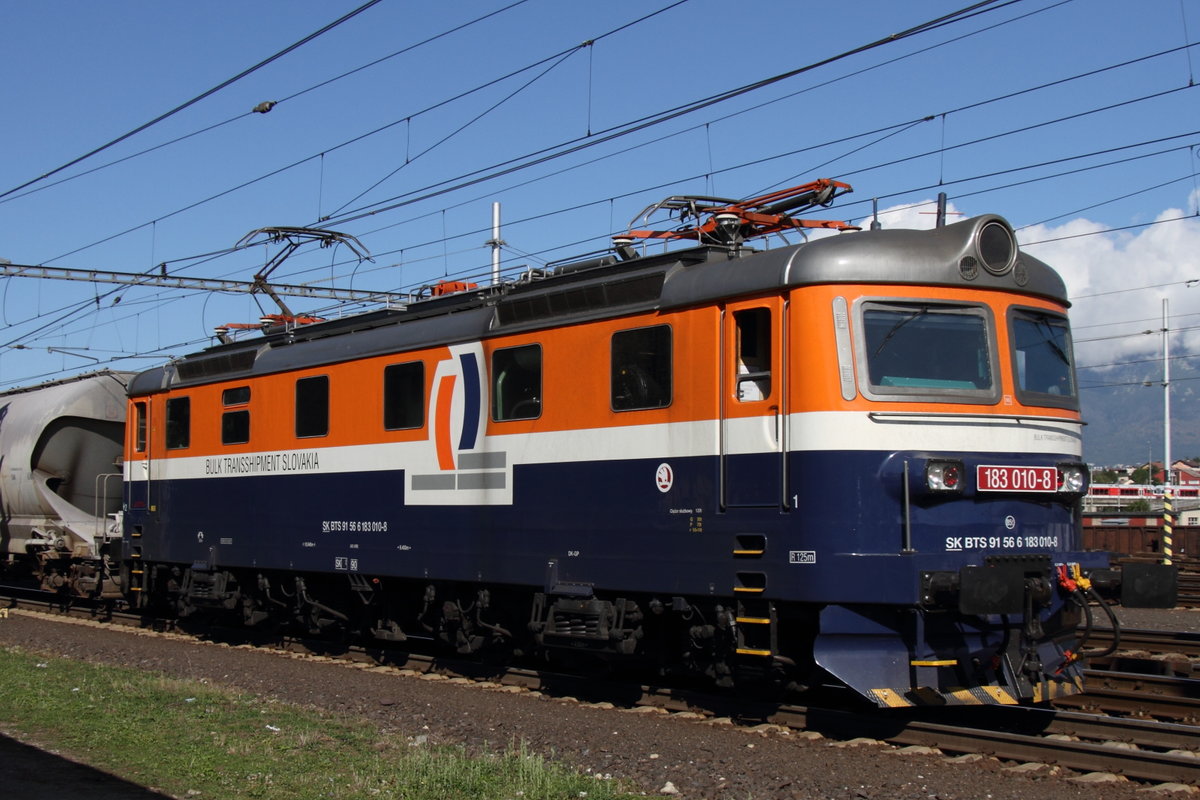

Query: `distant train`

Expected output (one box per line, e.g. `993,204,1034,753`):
3,180,1178,708
1088,484,1200,499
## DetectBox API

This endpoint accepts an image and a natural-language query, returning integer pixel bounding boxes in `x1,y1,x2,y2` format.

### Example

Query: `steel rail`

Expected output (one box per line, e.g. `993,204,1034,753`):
1086,627,1200,658
1052,669,1200,722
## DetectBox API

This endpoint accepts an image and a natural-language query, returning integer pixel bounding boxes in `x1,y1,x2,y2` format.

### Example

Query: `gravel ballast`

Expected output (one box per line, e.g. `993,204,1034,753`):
2,606,1197,799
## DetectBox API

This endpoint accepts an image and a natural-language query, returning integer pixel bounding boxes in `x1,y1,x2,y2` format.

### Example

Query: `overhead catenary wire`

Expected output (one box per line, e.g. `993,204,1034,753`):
0,0,537,208
13,108,1200,360
29,5,1184,273
1075,323,1200,344
15,135,1198,353
1074,309,1200,331
1081,375,1200,390
325,47,586,218
180,0,1097,254
290,136,1200,292
1073,277,1200,300
0,0,385,202
5,2,1200,385
314,76,1200,255
314,0,1030,230
33,0,699,267
1078,352,1200,370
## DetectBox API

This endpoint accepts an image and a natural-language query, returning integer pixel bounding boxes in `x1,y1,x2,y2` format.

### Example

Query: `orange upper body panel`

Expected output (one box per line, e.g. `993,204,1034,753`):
127,281,1076,461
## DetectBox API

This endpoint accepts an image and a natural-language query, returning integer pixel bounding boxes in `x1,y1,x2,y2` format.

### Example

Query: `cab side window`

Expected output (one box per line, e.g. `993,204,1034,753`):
611,325,671,410
221,386,250,445
295,376,329,438
383,362,424,430
492,345,541,421
165,396,190,449
734,309,771,402
133,401,147,452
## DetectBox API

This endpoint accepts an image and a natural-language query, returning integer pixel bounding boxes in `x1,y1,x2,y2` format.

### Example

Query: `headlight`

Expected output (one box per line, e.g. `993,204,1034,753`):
926,460,964,493
1057,464,1087,494
977,220,1016,275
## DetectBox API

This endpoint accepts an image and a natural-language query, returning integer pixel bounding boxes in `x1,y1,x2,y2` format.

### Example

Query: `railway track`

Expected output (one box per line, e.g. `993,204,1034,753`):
1054,670,1200,722
1058,625,1200,722
1181,571,1200,607
787,705,1200,785
1085,627,1200,659
5,591,1200,786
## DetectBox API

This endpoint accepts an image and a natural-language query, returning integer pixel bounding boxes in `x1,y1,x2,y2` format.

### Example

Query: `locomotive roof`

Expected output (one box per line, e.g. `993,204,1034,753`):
129,214,1067,395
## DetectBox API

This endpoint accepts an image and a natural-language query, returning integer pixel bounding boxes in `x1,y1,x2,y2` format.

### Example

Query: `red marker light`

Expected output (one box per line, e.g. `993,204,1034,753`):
943,465,960,488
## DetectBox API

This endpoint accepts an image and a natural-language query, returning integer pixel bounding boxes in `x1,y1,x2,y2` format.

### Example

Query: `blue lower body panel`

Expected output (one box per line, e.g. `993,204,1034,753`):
124,446,1102,706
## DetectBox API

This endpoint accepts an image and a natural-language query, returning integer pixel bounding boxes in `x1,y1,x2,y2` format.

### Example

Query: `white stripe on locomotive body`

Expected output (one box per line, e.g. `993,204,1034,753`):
127,410,1080,506
788,411,1081,455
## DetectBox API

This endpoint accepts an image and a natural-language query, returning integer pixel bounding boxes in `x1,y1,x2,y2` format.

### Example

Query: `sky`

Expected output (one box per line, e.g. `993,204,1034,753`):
1,0,1197,463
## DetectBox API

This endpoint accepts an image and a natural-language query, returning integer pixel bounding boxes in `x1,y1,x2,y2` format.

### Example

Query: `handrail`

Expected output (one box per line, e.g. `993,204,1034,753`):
93,472,123,541
867,411,1085,426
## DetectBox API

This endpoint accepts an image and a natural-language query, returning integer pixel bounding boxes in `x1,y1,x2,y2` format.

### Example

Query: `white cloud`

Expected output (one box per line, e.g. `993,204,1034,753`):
1021,208,1200,367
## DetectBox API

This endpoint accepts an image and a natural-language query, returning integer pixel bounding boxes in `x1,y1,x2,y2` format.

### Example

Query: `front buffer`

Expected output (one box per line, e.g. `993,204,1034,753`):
813,555,1100,707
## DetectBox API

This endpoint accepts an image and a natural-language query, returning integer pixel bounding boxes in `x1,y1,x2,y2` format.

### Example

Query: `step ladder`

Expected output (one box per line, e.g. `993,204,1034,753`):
732,534,774,658
127,526,146,606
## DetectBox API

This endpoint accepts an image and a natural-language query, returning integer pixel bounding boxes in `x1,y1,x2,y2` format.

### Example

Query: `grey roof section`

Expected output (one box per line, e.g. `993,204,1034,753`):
128,366,169,396
256,304,492,376
659,214,1066,310
130,214,1067,394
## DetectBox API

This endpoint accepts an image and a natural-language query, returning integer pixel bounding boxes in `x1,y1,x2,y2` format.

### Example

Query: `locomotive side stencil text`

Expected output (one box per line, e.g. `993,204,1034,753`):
945,535,1059,551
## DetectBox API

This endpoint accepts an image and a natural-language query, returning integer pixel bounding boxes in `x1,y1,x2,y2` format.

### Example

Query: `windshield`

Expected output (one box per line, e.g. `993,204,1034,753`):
1011,311,1077,408
860,303,997,399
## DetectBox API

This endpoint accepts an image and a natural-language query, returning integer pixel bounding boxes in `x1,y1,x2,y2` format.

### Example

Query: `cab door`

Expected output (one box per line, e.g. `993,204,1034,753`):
126,399,152,515
720,298,787,508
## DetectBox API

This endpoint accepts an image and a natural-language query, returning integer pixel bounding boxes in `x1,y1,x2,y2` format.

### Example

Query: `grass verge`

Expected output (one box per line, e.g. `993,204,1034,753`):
0,644,639,799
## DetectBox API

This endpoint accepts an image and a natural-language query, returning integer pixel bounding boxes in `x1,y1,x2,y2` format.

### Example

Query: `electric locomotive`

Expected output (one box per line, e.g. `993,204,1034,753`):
120,179,1175,707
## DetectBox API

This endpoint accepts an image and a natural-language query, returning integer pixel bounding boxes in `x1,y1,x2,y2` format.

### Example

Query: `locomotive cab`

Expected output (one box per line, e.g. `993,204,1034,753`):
768,214,1173,706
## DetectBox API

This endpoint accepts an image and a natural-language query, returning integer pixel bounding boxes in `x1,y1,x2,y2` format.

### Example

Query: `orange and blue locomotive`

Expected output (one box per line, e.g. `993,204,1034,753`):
121,180,1174,706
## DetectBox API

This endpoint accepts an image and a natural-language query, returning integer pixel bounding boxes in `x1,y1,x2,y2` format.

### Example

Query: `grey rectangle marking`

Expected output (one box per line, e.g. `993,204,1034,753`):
412,474,457,490
458,451,507,470
457,472,507,490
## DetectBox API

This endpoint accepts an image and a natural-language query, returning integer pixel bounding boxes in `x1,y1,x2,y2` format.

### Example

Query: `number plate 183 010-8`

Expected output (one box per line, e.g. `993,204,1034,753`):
976,465,1057,493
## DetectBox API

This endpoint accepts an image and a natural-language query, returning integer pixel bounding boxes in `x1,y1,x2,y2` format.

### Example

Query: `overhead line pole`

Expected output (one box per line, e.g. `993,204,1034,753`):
1164,297,1172,486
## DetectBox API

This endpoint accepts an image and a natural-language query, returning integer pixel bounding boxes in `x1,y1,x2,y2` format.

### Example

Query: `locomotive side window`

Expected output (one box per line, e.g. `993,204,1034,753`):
223,386,250,405
492,345,541,421
611,325,672,411
1009,309,1078,410
165,396,191,449
295,376,330,438
383,361,424,430
221,385,251,445
133,401,147,452
734,310,770,401
222,411,250,444
857,301,999,403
